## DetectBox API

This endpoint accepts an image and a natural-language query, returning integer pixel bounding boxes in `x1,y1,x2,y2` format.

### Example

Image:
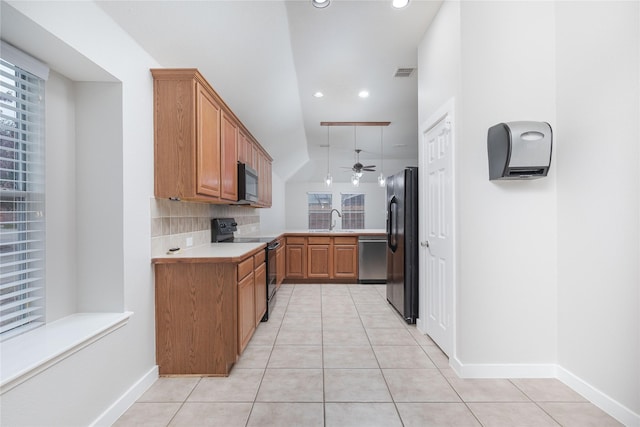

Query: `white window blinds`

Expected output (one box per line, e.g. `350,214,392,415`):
308,192,332,230
341,193,365,229
0,49,46,339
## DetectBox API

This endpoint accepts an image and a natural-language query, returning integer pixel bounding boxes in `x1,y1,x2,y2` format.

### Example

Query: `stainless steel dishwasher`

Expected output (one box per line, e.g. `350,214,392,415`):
358,235,387,283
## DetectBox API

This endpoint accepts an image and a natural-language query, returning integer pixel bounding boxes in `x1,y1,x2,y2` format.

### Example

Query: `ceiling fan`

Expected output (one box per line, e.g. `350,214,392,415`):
342,149,376,174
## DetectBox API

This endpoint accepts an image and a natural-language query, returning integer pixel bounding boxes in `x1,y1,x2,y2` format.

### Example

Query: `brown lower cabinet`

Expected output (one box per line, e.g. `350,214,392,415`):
285,237,306,279
154,262,237,376
237,250,266,355
333,237,359,279
284,235,358,283
154,247,266,376
275,239,285,288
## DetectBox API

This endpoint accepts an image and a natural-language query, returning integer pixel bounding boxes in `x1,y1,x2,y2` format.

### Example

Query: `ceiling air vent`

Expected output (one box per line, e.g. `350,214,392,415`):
394,67,415,78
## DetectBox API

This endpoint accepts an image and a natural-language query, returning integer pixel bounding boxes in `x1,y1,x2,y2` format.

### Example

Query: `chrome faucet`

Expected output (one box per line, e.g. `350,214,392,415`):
329,209,342,231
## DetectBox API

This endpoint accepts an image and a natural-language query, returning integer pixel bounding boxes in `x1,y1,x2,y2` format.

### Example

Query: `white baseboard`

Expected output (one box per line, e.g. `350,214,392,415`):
449,356,557,378
89,365,159,427
556,366,640,427
449,358,639,426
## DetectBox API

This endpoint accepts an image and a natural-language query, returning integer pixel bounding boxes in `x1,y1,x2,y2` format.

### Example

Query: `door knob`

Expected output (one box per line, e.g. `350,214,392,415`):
420,241,430,248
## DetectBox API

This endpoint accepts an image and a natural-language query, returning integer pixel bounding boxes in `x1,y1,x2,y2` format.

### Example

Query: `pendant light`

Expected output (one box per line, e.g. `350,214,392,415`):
312,0,330,8
325,126,332,187
352,126,363,185
378,126,386,187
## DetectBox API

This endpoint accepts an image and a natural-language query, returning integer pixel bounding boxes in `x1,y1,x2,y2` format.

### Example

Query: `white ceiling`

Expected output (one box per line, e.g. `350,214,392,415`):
97,0,442,183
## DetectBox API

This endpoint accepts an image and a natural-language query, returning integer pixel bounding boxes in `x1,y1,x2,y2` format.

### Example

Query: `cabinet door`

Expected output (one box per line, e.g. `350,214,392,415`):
256,150,272,207
154,262,236,376
333,244,358,279
256,150,265,206
221,111,238,201
285,244,306,279
237,271,255,354
308,244,331,279
196,84,221,198
246,140,255,169
254,262,267,326
238,129,252,166
264,159,272,208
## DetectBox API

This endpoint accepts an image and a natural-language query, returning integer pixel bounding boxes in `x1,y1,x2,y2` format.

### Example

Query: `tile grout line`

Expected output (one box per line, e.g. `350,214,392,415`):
352,283,411,427
164,377,203,427
320,284,327,427
244,284,290,427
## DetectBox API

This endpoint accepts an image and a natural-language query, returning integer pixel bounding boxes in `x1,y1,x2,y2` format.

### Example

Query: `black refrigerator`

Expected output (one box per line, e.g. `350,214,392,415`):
386,167,419,324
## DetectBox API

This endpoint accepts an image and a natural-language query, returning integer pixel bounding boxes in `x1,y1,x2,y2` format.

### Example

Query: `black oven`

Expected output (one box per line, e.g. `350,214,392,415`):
263,239,280,321
237,162,258,203
211,218,278,322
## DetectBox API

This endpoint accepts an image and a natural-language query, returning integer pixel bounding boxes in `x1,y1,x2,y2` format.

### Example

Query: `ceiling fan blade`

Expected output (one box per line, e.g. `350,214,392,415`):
363,168,376,171
363,165,376,169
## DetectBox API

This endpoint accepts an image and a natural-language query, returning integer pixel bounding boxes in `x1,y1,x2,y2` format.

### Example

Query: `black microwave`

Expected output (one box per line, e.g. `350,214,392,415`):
237,162,258,203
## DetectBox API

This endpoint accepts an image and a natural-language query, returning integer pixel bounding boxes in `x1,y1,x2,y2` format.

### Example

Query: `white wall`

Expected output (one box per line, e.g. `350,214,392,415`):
75,82,125,312
285,182,387,230
457,0,558,366
418,1,639,423
419,0,558,370
260,173,287,233
555,1,640,419
45,71,78,321
1,2,159,425
417,0,460,127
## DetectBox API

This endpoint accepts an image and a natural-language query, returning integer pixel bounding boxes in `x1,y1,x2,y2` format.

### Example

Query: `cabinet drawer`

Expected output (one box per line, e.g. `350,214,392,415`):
334,236,357,245
254,249,265,267
308,236,331,245
287,236,306,245
237,257,254,281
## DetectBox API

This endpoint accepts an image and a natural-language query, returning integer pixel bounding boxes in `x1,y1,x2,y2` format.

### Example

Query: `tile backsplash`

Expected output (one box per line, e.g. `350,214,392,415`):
151,198,260,256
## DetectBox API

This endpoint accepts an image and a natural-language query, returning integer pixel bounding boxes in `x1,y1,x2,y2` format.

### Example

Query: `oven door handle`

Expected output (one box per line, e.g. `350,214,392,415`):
267,241,280,251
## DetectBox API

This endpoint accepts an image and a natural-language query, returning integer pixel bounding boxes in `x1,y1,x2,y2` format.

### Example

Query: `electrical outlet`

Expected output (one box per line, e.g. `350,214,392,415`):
186,237,193,247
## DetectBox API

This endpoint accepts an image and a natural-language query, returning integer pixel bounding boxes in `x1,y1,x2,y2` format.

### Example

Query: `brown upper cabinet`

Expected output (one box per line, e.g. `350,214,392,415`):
256,148,272,208
237,129,254,169
220,111,239,201
151,68,272,206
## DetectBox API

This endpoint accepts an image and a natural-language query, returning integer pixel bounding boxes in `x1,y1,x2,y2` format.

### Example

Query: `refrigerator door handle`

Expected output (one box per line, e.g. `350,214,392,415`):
388,196,398,252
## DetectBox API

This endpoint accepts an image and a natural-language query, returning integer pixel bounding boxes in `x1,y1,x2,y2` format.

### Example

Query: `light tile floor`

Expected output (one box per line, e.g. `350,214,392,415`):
114,284,623,427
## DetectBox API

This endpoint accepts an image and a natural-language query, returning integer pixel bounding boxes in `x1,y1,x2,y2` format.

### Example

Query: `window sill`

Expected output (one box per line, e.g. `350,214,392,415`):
0,312,133,393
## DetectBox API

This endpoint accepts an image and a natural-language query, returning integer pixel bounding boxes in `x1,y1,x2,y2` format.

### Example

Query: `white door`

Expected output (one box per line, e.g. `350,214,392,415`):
418,102,454,357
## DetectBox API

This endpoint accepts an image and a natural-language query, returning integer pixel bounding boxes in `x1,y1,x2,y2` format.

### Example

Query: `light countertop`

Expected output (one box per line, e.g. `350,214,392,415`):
152,242,266,264
152,229,387,263
283,229,386,236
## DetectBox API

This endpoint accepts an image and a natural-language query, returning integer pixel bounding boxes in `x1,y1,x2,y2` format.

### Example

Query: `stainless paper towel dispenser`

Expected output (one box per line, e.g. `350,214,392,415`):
487,121,552,180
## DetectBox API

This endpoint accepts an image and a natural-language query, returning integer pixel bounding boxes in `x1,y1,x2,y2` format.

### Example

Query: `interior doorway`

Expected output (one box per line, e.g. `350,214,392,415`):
417,98,455,357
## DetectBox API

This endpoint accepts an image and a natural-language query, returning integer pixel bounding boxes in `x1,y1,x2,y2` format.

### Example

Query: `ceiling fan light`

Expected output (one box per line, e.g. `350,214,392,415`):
392,0,409,9
351,174,360,186
355,170,363,178
378,173,386,187
312,0,330,8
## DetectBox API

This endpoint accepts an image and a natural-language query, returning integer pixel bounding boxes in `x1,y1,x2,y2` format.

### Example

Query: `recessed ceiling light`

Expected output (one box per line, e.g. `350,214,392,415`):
313,91,324,98
312,0,330,9
392,0,409,9
358,90,370,98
